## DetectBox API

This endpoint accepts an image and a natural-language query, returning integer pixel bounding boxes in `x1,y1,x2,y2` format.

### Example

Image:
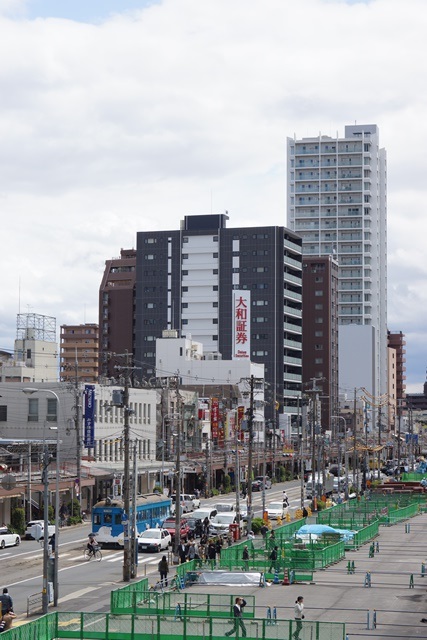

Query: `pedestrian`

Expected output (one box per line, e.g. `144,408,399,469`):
225,597,247,637
282,490,289,506
242,545,249,571
247,530,255,541
49,533,56,554
0,589,13,617
302,506,308,518
260,523,268,539
158,555,169,587
269,545,278,573
187,541,196,561
215,536,223,561
178,540,188,564
203,517,210,535
293,596,304,640
268,529,276,549
207,540,217,569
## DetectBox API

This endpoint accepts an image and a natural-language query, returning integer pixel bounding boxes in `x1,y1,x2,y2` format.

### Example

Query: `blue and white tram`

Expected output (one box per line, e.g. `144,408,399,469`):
92,493,171,547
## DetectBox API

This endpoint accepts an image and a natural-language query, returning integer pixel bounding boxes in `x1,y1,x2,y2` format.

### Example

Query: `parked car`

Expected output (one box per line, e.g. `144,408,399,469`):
189,494,201,509
25,520,55,540
137,528,171,553
162,516,190,542
0,527,20,549
171,494,195,514
266,502,289,520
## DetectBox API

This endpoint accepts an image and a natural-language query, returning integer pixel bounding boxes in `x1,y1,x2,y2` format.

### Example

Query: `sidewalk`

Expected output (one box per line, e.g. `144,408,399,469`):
186,511,427,639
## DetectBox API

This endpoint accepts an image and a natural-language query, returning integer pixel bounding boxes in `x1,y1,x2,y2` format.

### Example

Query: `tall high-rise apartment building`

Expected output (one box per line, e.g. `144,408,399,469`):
302,256,339,433
99,249,136,379
134,214,303,427
287,124,387,400
60,323,99,383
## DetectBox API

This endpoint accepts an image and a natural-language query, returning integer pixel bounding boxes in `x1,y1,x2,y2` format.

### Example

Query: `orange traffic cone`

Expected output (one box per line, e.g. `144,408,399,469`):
282,568,290,586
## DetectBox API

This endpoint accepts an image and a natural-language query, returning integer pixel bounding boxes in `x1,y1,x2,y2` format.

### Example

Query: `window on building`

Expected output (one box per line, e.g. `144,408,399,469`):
182,319,188,325
182,254,189,259
183,237,189,243
315,344,323,351
315,317,323,324
213,236,218,242
213,302,218,308
213,318,218,324
315,304,323,310
0,406,7,421
182,270,188,276
213,252,218,258
213,285,219,291
213,335,218,341
46,398,57,422
145,254,155,260
315,331,323,337
145,303,156,309
28,398,39,422
315,358,323,364
182,303,188,308
315,290,323,296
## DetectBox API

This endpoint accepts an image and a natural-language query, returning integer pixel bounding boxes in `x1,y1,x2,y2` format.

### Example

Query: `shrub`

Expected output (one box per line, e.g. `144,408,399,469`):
251,517,264,535
223,474,232,493
68,516,81,526
10,507,25,535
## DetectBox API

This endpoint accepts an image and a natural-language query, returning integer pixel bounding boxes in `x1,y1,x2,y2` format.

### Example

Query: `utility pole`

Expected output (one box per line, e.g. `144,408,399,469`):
246,375,255,536
114,350,138,583
74,353,82,514
353,387,359,497
234,426,241,529
171,376,182,559
131,440,138,579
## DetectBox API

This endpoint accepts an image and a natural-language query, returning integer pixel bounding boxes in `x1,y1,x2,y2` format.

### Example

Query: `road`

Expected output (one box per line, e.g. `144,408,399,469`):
4,480,305,620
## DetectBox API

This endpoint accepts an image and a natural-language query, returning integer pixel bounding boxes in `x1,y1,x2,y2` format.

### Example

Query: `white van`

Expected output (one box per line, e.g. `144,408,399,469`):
191,507,218,522
171,494,196,514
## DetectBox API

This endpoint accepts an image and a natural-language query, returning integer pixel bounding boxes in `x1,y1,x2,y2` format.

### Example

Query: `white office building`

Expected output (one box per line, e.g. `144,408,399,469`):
287,124,387,399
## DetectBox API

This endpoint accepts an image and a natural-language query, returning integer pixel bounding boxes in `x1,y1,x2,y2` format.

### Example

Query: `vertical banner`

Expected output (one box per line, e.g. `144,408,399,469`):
237,405,245,441
232,290,250,359
211,397,219,440
84,384,96,448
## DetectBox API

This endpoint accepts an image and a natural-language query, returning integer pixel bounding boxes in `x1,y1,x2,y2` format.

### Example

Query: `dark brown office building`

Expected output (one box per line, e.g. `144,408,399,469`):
60,323,99,383
99,248,136,379
302,256,339,434
387,330,406,404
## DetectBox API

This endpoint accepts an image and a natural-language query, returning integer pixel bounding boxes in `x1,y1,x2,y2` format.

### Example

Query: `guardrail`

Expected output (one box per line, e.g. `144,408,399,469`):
26,591,43,617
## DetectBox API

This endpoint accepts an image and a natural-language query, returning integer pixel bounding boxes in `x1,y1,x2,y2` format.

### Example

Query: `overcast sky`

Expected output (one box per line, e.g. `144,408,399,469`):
0,0,426,392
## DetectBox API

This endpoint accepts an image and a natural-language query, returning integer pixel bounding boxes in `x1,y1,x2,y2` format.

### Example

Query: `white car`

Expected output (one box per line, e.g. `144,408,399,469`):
137,528,171,553
267,502,289,520
25,520,55,540
209,513,246,537
0,527,21,549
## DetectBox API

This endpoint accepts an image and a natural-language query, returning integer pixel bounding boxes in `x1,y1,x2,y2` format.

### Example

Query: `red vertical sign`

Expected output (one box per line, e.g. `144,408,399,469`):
211,397,219,439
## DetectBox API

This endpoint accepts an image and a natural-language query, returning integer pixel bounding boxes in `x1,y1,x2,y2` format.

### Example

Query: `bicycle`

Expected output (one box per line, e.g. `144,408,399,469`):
84,544,102,562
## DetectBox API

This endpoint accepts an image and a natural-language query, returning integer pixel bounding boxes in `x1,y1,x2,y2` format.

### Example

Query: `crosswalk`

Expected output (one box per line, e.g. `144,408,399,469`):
105,551,160,566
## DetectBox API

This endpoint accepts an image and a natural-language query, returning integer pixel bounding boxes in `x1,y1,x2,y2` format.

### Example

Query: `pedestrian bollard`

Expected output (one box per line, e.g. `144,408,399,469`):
179,575,186,590
273,607,277,625
375,541,379,553
267,607,272,625
405,523,411,534
409,574,414,589
351,560,356,573
366,610,370,629
421,563,426,577
174,604,182,621
273,569,279,584
259,572,265,588
364,572,371,587
347,561,351,574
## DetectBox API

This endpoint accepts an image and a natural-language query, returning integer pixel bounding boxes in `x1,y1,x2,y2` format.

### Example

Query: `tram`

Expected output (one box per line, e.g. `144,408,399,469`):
91,493,171,546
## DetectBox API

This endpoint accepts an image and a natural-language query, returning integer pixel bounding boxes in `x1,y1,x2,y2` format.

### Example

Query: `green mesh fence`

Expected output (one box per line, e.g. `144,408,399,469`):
115,591,255,618
4,611,346,640
110,577,149,613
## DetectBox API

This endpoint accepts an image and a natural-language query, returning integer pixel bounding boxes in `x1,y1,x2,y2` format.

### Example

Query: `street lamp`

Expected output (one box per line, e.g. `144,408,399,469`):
23,387,61,611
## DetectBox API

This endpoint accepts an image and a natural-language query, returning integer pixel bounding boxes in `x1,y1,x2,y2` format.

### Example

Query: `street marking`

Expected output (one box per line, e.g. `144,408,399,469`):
59,586,99,604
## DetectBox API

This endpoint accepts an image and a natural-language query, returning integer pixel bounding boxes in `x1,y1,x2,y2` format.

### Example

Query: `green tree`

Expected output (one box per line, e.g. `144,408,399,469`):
10,507,25,535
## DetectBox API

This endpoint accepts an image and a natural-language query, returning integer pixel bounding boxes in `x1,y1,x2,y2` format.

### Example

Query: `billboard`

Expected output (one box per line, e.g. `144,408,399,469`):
84,384,96,448
211,397,219,439
232,290,250,359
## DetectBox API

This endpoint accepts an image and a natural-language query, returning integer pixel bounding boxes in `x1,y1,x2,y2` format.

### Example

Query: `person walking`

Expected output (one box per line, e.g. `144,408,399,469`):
187,541,196,561
0,588,13,617
178,540,188,564
293,596,304,640
225,597,247,637
158,555,169,587
207,540,217,569
260,523,268,539
242,545,249,572
268,545,278,573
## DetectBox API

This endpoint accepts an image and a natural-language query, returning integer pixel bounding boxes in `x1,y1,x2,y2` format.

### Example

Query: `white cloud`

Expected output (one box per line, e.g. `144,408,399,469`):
0,0,426,387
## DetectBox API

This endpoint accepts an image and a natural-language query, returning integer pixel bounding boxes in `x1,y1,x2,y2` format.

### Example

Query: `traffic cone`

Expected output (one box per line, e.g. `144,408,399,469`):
282,568,290,585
